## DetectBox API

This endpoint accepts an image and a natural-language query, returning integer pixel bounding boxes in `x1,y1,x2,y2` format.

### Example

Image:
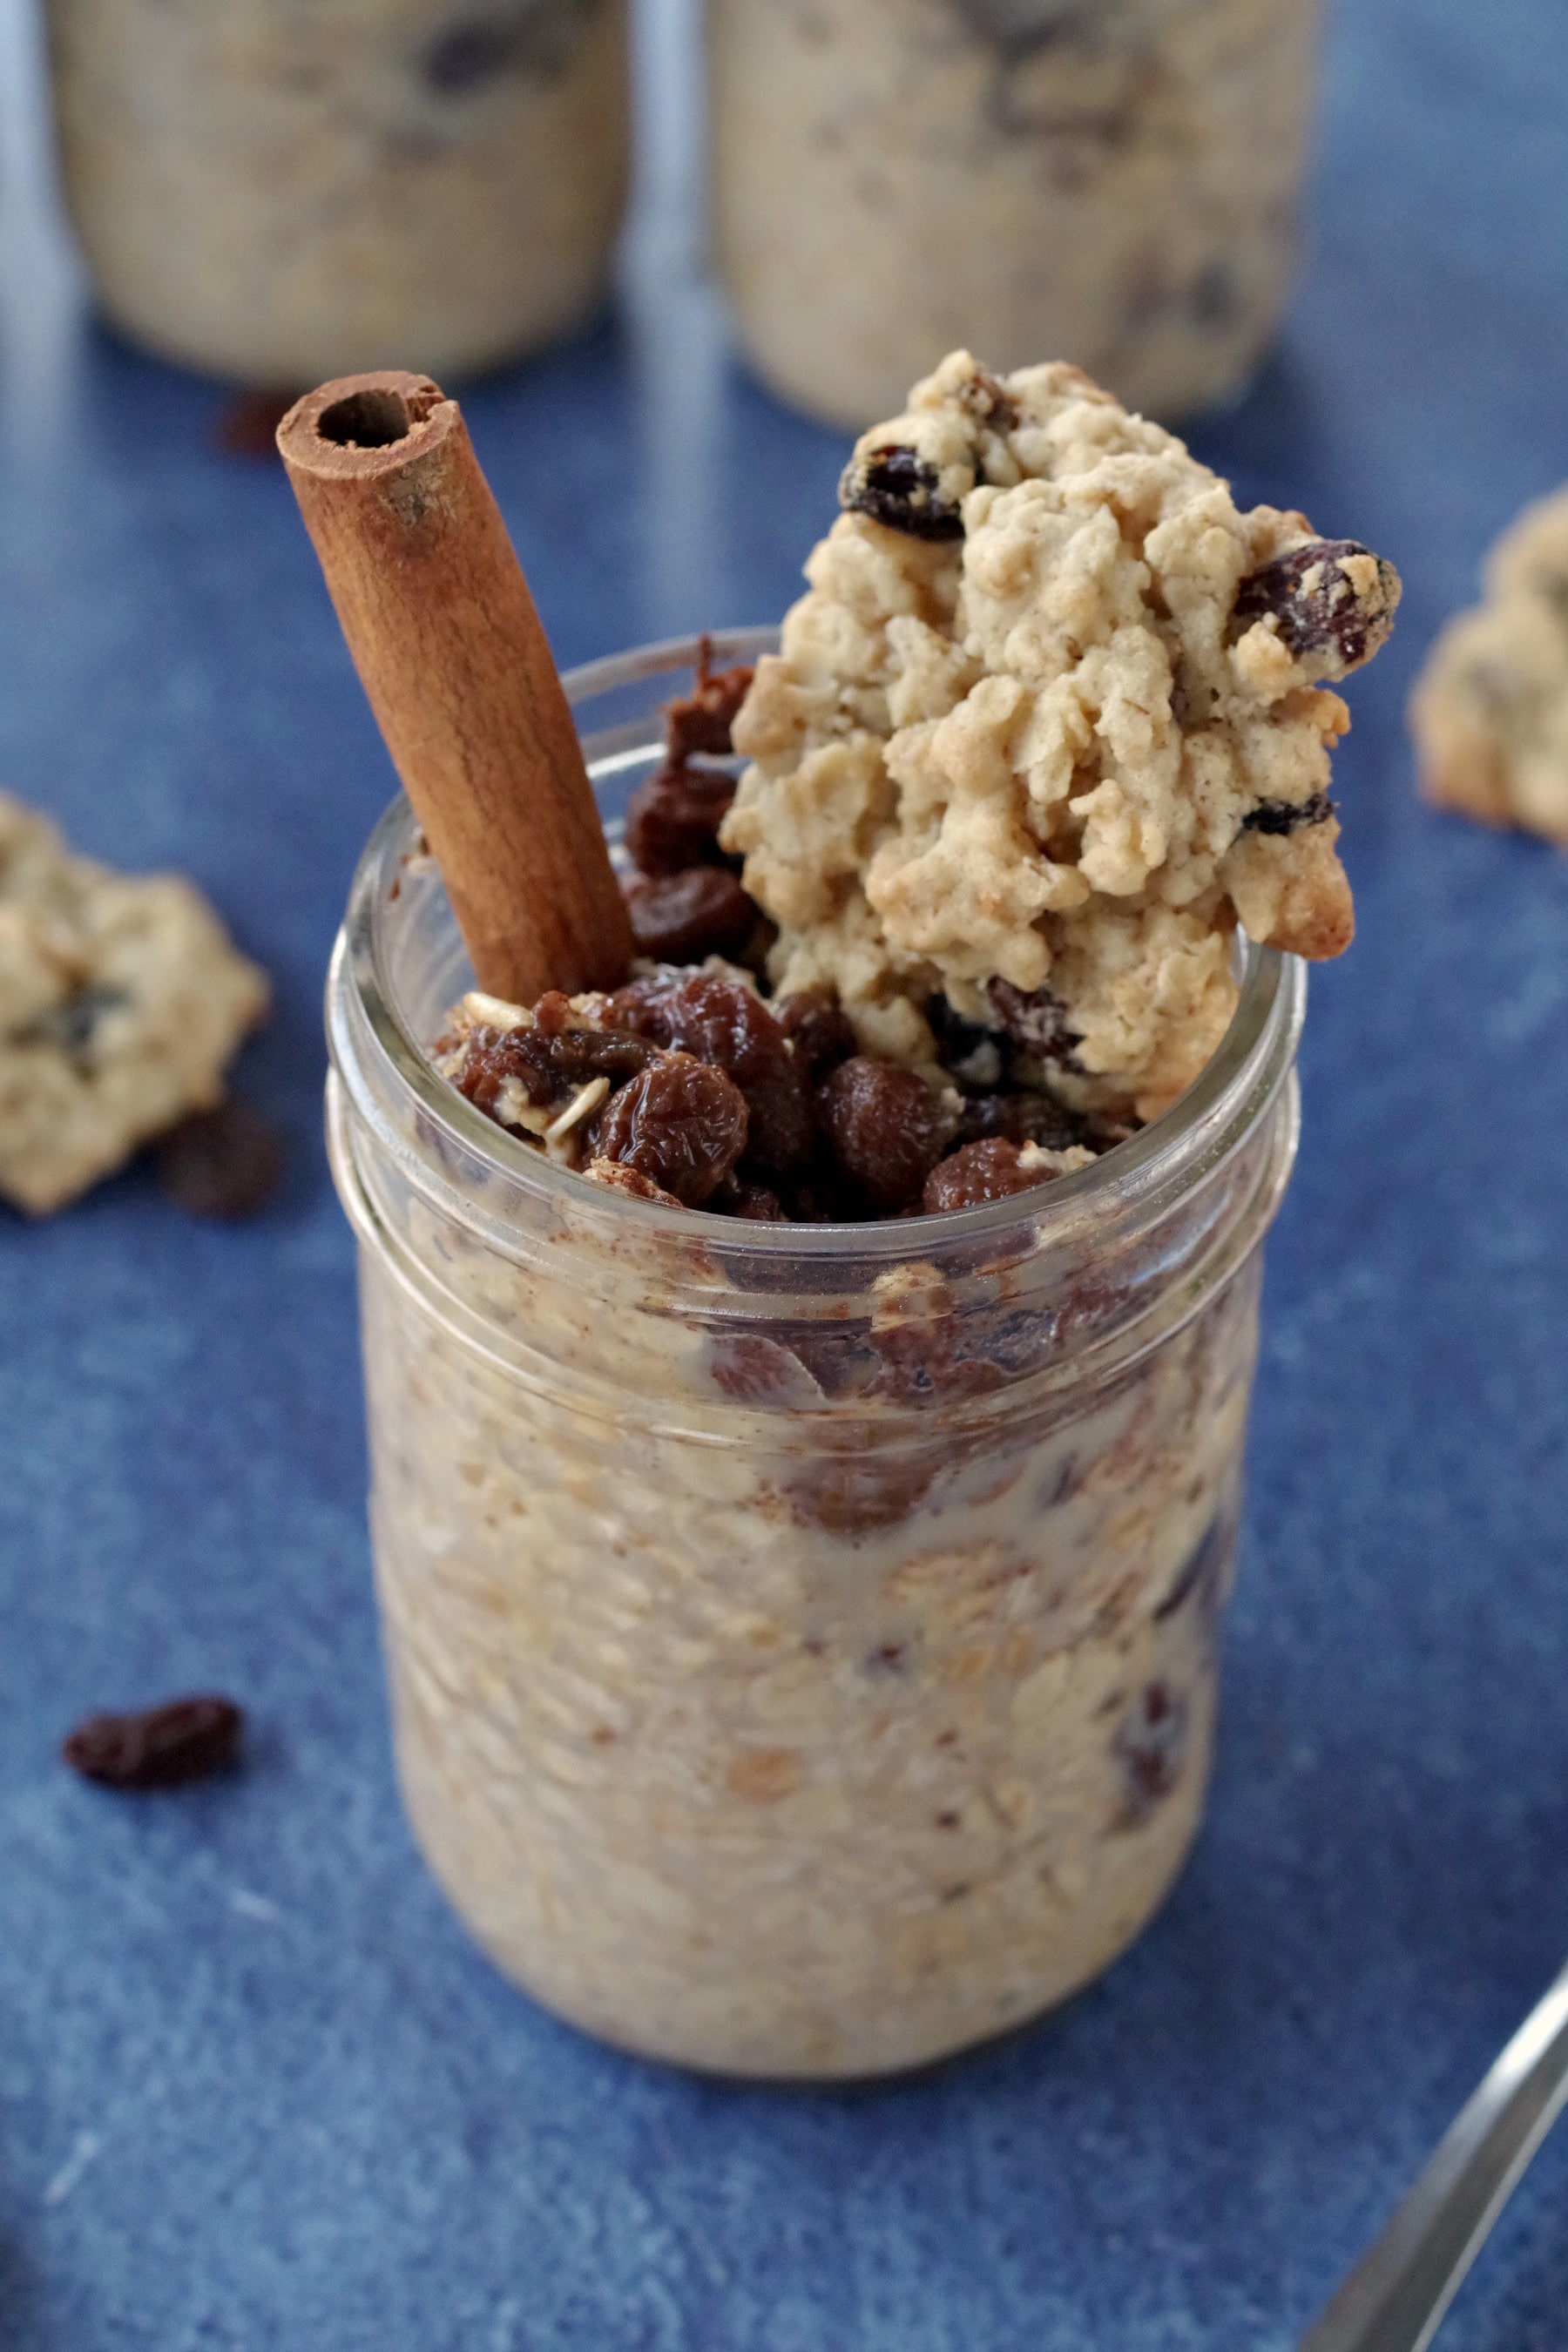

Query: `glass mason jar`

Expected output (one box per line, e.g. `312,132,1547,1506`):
324,628,1305,2079
708,0,1322,430
44,0,630,386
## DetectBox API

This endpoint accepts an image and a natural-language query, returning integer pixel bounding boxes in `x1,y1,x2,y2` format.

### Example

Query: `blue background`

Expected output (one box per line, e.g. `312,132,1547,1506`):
3,2,1568,2344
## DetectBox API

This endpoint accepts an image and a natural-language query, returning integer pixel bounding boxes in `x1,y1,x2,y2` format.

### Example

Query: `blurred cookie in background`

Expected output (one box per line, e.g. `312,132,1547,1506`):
0,791,270,1215
1411,487,1568,847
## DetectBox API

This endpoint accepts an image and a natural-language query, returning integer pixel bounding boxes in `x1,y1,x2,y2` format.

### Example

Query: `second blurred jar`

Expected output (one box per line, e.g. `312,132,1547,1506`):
709,0,1320,430
44,0,630,385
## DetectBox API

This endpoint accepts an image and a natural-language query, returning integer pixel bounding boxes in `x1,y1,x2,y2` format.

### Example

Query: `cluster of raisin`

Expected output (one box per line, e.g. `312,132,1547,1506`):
619,639,761,967
443,647,1120,1221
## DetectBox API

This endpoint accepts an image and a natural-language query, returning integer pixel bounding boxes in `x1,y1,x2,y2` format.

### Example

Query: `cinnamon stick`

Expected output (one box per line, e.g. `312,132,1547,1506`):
277,371,633,1003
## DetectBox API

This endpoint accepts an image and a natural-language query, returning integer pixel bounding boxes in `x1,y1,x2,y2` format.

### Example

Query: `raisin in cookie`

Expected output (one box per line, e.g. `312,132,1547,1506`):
722,350,1399,1119
1409,487,1568,846
0,792,269,1213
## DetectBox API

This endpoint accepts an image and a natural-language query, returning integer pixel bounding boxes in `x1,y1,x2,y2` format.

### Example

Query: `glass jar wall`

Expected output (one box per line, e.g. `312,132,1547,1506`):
325,632,1306,2077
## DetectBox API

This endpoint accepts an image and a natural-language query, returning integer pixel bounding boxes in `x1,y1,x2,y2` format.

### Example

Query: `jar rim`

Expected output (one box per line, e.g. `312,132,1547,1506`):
330,628,1307,1269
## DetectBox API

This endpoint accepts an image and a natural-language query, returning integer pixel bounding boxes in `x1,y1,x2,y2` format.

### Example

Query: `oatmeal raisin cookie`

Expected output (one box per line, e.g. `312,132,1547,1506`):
721,351,1399,1119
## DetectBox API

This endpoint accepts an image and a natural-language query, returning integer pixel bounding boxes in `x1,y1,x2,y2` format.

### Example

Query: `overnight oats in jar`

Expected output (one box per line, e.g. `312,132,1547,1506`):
44,0,630,385
312,351,1399,2077
327,631,1302,2078
708,0,1322,429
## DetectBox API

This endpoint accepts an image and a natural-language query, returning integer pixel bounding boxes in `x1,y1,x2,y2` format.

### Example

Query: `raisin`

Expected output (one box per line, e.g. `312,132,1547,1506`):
774,990,857,1075
956,1089,1095,1154
603,969,681,1031
868,1324,1007,1404
607,970,812,1178
1233,538,1400,668
454,1022,655,1119
711,1333,813,1401
1052,1274,1132,1351
549,1028,661,1083
422,4,586,91
153,1102,286,1218
589,1051,747,1206
727,1179,789,1221
927,994,1005,1089
1240,791,1333,837
1154,1515,1230,1627
451,1024,546,1113
838,445,968,541
815,1058,950,1212
665,645,755,759
424,20,517,89
780,1173,866,1226
531,990,572,1034
24,983,129,1058
625,761,738,877
625,868,756,963
63,1694,243,1789
923,1137,1063,1213
787,1452,943,1535
953,364,1018,430
1112,1681,1190,1818
986,979,1083,1068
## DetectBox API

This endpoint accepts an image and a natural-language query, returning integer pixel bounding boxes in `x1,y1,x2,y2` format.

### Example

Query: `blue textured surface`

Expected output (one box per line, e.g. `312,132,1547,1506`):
4,3,1568,2344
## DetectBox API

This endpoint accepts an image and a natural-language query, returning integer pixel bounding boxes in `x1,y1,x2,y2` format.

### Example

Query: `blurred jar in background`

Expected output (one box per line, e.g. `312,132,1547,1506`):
708,0,1321,431
44,0,630,385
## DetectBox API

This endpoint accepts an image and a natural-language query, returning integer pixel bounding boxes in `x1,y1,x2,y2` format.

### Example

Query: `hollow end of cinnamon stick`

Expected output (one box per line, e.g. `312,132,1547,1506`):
278,371,634,1005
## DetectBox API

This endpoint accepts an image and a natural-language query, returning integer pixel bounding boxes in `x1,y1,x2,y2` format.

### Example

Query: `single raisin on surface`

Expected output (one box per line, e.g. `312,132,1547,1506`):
774,990,857,1075
154,1101,286,1218
923,1137,1063,1213
625,868,756,963
956,1088,1096,1154
665,650,755,759
839,445,968,541
64,1694,243,1790
815,1057,950,1212
1233,537,1400,667
985,979,1084,1068
625,761,738,877
1240,791,1334,836
612,970,812,1177
590,1051,747,1206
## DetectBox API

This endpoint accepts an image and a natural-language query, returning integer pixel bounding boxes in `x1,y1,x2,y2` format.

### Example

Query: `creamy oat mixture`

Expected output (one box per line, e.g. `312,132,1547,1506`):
46,0,629,383
724,351,1398,1119
710,0,1321,429
0,791,268,1214
341,1087,1265,2075
1410,487,1568,846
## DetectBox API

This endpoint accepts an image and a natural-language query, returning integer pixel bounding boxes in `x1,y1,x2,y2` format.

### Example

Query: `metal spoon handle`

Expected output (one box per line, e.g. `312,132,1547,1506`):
1300,1960,1568,2352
